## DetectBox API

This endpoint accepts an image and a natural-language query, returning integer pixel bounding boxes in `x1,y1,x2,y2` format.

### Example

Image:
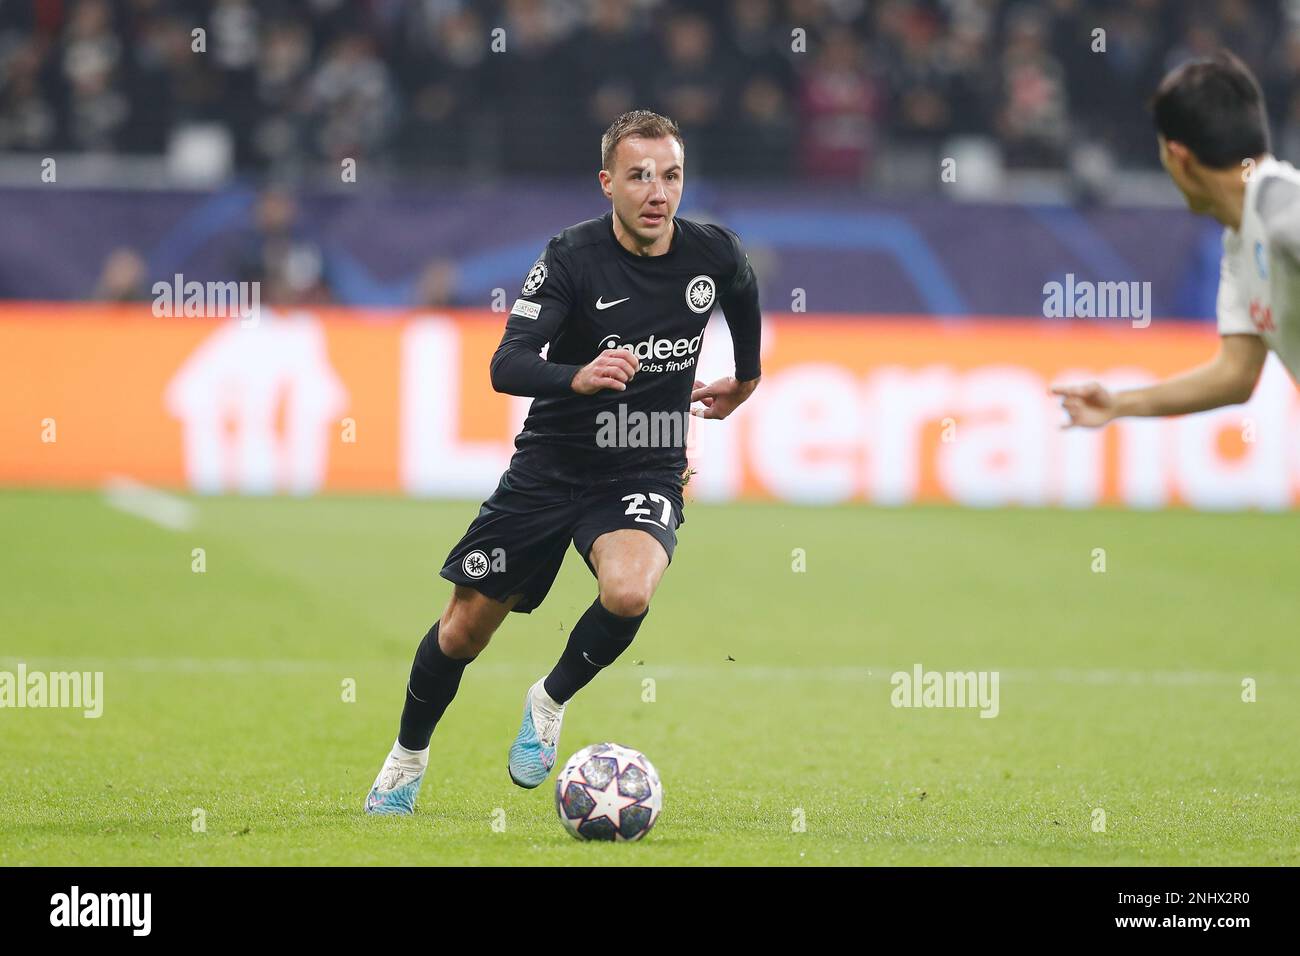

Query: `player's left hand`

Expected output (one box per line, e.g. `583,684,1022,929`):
691,376,759,420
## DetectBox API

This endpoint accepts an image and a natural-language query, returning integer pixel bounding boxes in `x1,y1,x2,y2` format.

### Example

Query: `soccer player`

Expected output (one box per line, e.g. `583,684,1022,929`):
1053,51,1300,427
365,110,762,814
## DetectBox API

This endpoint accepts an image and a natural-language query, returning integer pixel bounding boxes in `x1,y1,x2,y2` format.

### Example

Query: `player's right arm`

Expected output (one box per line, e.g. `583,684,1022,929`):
1052,245,1267,427
1051,333,1268,427
490,240,638,396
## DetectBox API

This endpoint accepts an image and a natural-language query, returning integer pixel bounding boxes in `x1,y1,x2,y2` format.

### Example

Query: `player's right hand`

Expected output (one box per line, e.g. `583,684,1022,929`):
571,349,639,394
1051,381,1117,428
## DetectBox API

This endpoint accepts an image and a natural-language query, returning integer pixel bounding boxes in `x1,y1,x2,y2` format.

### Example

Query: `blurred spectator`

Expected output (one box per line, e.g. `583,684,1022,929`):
0,40,56,151
730,75,796,177
93,247,147,301
492,0,583,174
397,7,490,171
305,34,397,167
995,6,1068,168
251,18,313,170
236,188,332,305
414,258,462,308
880,3,958,149
799,25,882,182
576,0,647,127
939,21,995,138
650,12,725,174
60,0,129,151
726,0,797,89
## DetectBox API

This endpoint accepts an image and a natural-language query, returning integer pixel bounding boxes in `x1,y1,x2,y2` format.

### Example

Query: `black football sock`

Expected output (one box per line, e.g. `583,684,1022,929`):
397,621,476,751
543,597,647,705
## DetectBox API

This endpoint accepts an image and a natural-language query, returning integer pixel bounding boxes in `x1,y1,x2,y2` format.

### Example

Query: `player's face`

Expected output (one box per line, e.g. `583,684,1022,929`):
602,135,684,247
1159,134,1212,214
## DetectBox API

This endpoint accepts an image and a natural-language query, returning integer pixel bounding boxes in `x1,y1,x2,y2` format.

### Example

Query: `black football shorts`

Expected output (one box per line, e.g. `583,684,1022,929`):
440,466,686,613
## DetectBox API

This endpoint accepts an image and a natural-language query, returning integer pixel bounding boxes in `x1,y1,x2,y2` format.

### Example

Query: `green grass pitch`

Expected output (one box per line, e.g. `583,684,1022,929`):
1,489,1297,866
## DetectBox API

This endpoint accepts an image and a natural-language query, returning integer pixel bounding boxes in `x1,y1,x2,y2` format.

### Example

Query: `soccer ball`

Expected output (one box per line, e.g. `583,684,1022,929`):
554,743,662,842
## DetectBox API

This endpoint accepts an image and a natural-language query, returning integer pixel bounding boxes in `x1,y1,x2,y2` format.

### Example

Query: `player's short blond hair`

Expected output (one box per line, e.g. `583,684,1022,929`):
600,110,685,172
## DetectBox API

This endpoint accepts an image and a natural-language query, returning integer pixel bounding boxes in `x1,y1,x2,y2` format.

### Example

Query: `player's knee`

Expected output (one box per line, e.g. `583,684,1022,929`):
437,619,490,657
598,579,653,618
439,604,496,656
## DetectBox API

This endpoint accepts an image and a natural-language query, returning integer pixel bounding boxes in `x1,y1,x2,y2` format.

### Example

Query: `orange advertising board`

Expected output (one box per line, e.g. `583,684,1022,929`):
2,303,1298,508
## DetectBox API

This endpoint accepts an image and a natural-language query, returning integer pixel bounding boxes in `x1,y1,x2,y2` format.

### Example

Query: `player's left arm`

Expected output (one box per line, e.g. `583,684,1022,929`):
692,229,762,420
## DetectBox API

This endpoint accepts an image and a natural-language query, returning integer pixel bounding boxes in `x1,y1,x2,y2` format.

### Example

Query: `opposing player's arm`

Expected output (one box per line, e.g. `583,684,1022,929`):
1053,233,1272,428
490,240,638,397
1052,334,1267,427
692,229,762,419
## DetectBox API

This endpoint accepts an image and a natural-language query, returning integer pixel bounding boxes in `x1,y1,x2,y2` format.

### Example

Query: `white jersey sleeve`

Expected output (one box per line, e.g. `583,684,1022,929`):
1215,234,1256,336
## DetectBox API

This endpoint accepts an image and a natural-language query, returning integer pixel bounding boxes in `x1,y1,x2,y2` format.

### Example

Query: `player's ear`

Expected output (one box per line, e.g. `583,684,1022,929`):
598,169,613,200
1165,140,1194,174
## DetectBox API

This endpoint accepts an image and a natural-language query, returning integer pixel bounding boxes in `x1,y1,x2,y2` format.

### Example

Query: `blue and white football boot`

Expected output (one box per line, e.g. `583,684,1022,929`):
508,678,566,789
364,746,427,816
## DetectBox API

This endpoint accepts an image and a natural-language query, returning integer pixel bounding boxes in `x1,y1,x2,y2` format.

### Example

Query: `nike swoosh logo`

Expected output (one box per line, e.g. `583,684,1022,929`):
582,651,609,667
595,296,630,310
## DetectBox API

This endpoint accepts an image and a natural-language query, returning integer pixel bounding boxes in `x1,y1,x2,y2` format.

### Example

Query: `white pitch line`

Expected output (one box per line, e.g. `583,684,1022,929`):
0,656,338,675
102,475,195,531
0,657,1295,686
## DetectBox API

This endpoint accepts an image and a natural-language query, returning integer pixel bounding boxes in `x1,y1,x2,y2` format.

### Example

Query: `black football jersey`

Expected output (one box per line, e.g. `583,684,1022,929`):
490,211,762,484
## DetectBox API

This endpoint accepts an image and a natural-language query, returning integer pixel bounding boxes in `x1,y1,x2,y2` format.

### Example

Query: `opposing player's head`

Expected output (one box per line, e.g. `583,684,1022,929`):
598,110,684,251
1152,51,1270,214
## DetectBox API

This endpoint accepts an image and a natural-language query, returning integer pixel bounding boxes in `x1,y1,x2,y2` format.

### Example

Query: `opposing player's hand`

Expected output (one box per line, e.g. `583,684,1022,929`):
571,349,639,394
691,376,759,420
1051,381,1117,428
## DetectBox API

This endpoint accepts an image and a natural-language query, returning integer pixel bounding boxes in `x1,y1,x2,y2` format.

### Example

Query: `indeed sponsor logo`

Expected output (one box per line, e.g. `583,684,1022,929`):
601,332,702,372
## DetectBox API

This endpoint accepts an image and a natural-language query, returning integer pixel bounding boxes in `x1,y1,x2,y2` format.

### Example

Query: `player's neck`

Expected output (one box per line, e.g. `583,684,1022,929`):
1207,153,1269,231
612,214,674,257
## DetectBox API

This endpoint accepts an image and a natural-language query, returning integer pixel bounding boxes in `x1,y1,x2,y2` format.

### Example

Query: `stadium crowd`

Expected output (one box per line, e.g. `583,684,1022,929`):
2,0,1299,184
